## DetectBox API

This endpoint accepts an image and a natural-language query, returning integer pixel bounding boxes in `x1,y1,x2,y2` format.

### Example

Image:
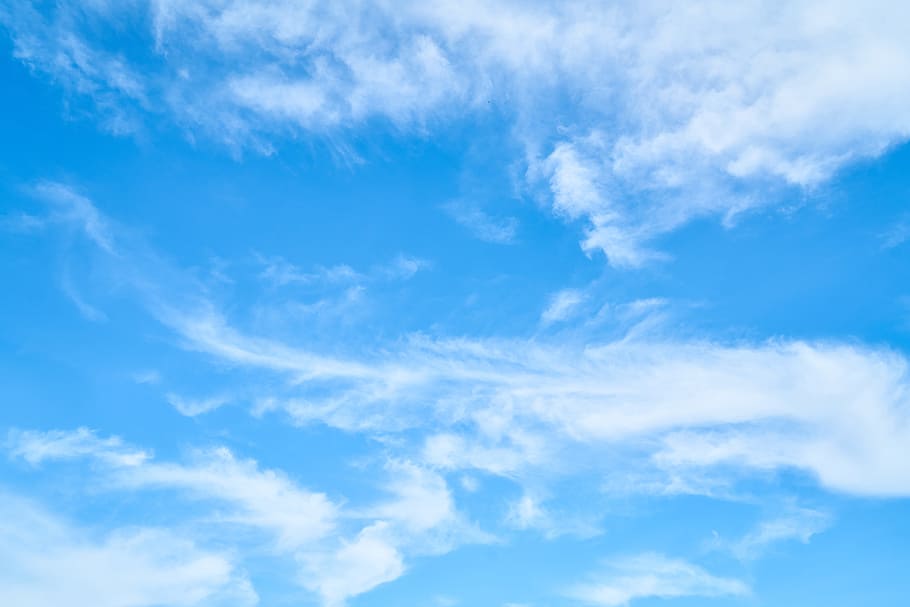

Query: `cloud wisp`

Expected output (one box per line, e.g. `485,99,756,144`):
567,553,748,606
443,200,519,244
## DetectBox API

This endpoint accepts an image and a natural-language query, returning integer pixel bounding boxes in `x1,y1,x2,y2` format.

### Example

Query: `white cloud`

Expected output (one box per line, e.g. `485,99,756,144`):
372,461,458,535
174,318,910,497
0,211,46,233
15,182,910,498
443,200,519,244
21,184,910,502
541,288,586,324
256,252,426,287
30,181,116,252
536,139,664,268
166,392,230,416
60,272,108,322
297,460,489,607
505,493,547,530
8,2,910,261
7,427,151,467
504,491,600,540
383,254,431,280
132,369,162,385
116,448,340,552
567,553,748,606
256,254,363,287
8,429,337,552
717,507,831,560
881,214,910,249
6,429,489,605
300,522,405,607
0,492,257,607
422,431,547,477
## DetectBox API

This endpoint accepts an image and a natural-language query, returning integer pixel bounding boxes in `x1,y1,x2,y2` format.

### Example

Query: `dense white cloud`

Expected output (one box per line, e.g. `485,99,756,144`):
0,493,257,607
567,553,748,606
6,1,910,262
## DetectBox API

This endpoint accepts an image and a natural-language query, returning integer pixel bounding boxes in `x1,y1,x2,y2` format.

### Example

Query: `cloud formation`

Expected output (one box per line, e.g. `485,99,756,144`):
20,181,910,501
567,553,748,606
7,1,910,263
0,493,257,607
7,427,487,606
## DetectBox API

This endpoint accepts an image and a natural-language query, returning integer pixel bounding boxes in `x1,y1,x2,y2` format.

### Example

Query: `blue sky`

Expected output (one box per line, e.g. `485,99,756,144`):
2,2,910,606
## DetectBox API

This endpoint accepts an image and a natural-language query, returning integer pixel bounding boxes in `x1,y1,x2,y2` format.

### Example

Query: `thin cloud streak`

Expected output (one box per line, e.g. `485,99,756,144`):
23,181,910,498
567,553,748,606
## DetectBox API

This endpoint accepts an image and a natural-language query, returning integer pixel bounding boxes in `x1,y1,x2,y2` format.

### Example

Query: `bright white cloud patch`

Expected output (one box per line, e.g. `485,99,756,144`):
6,1,910,262
0,493,257,607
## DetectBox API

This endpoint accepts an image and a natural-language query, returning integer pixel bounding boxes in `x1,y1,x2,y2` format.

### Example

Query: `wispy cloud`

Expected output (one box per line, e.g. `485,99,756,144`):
7,427,150,467
256,252,427,287
0,492,257,607
7,428,489,605
165,392,231,416
29,181,116,252
712,506,831,561
10,2,910,260
59,272,108,322
131,369,161,385
20,184,910,499
443,200,518,244
881,214,910,249
541,288,586,325
381,254,432,280
8,428,337,551
504,492,599,540
256,254,363,287
567,553,748,606
0,211,46,233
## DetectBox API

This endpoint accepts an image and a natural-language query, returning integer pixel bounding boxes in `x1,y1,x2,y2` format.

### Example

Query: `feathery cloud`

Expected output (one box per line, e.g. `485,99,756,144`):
567,553,748,606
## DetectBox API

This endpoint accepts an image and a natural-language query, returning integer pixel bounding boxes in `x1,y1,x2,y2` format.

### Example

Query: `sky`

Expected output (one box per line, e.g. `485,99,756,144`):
1,1,910,606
